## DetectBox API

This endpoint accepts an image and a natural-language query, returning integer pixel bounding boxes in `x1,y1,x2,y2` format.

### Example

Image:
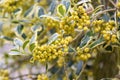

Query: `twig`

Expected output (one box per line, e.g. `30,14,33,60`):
108,0,117,8
64,57,69,80
92,8,116,21
76,61,87,80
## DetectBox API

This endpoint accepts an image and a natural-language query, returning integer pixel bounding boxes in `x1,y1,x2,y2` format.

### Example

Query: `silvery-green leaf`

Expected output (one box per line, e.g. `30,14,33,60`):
16,24,24,34
79,31,93,48
29,33,37,44
0,36,13,41
48,33,59,44
14,38,23,47
89,37,105,49
62,0,71,12
37,6,45,17
49,1,57,14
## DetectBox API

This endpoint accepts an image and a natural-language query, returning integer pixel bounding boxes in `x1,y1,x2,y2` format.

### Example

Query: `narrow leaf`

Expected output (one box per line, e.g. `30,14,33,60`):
29,43,35,52
22,40,29,50
48,33,59,44
89,37,105,49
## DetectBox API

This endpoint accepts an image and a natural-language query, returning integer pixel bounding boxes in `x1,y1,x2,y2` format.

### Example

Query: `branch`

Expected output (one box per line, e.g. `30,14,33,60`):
92,8,116,21
76,61,87,80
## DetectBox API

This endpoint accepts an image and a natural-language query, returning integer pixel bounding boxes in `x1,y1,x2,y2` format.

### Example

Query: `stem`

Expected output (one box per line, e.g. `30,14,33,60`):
92,8,116,21
76,61,87,80
63,56,69,80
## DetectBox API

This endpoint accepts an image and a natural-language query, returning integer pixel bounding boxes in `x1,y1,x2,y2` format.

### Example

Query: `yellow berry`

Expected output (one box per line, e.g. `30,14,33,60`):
84,48,90,53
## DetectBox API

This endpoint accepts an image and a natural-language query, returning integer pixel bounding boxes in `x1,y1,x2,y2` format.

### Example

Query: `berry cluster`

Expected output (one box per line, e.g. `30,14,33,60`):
37,74,48,80
0,0,24,13
32,36,73,63
0,69,9,80
93,20,118,43
44,17,60,30
76,47,91,61
60,6,90,34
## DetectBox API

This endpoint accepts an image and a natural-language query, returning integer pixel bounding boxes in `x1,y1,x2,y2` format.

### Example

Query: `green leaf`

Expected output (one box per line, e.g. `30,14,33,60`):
48,33,59,44
57,4,66,16
11,49,20,52
21,33,27,39
9,49,21,55
79,31,93,48
24,6,33,17
92,5,104,14
0,36,13,41
29,43,35,52
22,40,29,50
16,24,24,34
14,38,23,47
89,37,105,49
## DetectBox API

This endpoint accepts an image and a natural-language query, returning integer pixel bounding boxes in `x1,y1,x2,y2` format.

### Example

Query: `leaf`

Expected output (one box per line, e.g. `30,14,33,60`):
0,36,13,41
0,22,3,31
16,24,24,34
29,33,37,44
77,0,91,5
21,33,27,39
76,61,83,75
9,51,22,55
89,37,105,49
11,49,20,52
93,5,104,13
9,49,21,55
24,6,33,17
62,0,71,12
37,6,45,17
22,40,29,50
49,1,57,14
79,31,93,48
14,38,23,47
29,43,35,52
31,24,42,32
102,14,109,22
57,4,66,16
48,33,59,44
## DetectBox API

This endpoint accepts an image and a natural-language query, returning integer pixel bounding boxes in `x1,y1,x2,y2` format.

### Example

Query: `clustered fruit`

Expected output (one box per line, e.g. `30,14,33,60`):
44,17,60,31
0,0,24,13
0,69,9,80
93,20,118,43
37,74,49,80
32,36,73,63
60,6,90,34
76,47,91,61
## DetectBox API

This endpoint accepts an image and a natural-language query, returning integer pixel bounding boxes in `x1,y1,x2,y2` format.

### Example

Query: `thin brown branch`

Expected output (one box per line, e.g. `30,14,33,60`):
92,8,116,21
